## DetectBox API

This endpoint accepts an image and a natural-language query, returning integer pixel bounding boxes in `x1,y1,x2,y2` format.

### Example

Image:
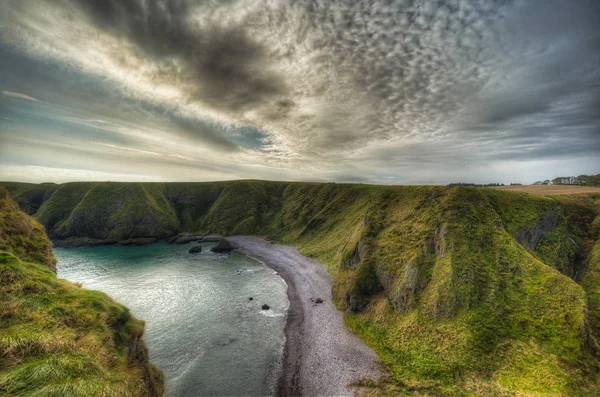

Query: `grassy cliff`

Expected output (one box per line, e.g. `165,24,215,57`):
0,188,163,396
4,180,600,395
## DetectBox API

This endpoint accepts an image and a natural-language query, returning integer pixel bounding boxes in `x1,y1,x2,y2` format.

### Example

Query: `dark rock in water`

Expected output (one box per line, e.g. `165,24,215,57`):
215,337,237,347
188,246,203,254
201,234,222,242
211,238,237,252
249,297,253,301
262,304,270,310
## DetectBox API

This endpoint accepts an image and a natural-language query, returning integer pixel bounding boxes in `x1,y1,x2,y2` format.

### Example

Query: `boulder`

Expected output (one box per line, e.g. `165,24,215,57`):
201,234,222,242
188,245,203,254
174,236,197,244
262,304,270,310
210,238,237,252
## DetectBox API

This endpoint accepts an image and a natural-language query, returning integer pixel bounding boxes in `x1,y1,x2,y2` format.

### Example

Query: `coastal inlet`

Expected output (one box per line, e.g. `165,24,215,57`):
55,241,288,397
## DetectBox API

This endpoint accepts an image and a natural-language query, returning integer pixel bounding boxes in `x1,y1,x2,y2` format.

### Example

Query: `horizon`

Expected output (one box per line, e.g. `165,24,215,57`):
1,0,599,184
1,175,598,187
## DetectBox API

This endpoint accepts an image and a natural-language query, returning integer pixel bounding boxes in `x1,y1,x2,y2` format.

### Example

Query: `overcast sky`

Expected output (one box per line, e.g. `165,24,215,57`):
1,0,599,184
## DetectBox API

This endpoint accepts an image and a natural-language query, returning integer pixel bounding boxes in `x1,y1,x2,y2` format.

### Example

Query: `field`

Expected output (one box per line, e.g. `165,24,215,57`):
488,185,600,196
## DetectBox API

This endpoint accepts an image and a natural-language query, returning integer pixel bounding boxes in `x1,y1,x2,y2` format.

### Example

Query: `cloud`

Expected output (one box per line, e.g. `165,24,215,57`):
72,0,289,111
0,0,598,184
168,116,240,153
2,90,39,102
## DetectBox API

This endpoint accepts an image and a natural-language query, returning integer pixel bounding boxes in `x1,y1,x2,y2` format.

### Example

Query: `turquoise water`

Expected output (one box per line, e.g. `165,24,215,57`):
54,242,288,397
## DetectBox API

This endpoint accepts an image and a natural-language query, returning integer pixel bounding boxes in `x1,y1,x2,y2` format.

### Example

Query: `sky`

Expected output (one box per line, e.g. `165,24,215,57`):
0,0,599,185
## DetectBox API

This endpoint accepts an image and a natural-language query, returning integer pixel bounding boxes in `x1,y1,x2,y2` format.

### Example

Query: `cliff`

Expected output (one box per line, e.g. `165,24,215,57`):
4,180,600,395
0,188,163,396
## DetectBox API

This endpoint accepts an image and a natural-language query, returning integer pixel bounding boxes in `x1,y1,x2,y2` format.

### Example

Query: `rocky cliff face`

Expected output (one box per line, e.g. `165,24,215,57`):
3,180,600,395
0,188,164,397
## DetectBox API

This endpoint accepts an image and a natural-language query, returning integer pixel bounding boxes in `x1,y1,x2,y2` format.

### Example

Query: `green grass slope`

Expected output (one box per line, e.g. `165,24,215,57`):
3,180,600,395
0,189,56,271
197,183,600,395
33,182,179,245
0,189,163,397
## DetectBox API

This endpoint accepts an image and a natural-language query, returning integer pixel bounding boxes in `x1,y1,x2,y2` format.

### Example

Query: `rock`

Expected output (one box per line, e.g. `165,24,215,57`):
201,234,222,242
262,304,270,310
211,238,237,252
53,238,118,248
315,298,324,304
515,208,559,251
215,337,236,347
119,237,157,246
249,297,253,301
174,236,197,244
167,234,202,244
188,246,203,254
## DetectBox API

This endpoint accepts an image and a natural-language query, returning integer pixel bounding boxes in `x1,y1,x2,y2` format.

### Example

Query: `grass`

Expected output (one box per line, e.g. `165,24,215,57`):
0,188,55,270
0,189,163,396
3,180,600,395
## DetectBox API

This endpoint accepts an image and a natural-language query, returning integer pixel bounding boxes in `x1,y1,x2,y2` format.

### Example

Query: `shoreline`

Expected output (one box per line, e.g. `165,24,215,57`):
227,236,381,397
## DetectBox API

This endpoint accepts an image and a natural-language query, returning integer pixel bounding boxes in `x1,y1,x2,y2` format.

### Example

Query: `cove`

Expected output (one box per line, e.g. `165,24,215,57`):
54,241,288,397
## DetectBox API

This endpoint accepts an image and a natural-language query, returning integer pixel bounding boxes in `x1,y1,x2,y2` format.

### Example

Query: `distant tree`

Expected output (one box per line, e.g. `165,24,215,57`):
447,182,507,188
577,174,600,187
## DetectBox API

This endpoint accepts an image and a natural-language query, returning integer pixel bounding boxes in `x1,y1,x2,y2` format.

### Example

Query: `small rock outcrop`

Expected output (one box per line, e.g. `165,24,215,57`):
516,208,559,251
119,237,157,246
201,234,222,242
174,236,197,244
188,245,203,254
211,238,237,252
262,304,270,310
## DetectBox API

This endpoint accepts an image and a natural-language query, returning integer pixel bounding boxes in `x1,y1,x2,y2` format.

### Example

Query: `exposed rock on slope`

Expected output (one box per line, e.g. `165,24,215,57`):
0,188,164,397
515,207,559,250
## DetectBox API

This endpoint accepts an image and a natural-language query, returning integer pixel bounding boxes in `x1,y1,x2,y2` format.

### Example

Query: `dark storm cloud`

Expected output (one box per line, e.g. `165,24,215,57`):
70,0,289,112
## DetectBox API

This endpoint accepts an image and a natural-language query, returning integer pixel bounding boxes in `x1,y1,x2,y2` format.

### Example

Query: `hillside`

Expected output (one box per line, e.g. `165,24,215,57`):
0,188,163,396
3,180,600,395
